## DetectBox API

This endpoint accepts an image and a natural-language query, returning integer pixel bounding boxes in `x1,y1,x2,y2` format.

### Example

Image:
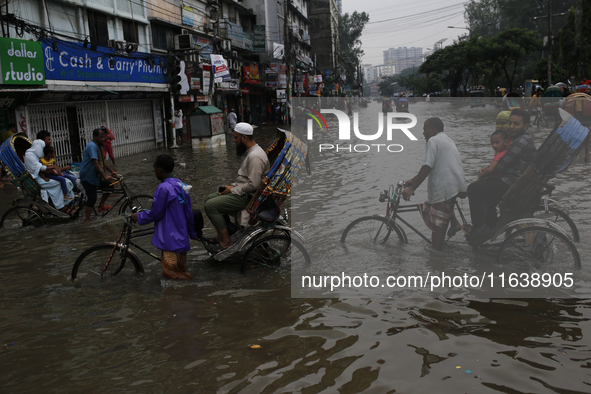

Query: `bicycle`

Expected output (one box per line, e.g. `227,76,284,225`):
341,181,581,269
92,176,154,218
71,211,311,282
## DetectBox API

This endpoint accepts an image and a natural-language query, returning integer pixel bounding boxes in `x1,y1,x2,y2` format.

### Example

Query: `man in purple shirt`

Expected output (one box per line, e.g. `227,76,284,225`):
131,154,197,280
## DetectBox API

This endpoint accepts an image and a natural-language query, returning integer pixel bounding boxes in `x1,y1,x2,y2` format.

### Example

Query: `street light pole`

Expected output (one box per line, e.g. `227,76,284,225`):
447,26,471,36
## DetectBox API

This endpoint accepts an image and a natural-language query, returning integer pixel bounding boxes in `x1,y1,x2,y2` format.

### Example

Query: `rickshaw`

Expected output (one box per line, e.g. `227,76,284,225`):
395,97,409,112
469,90,486,107
342,108,587,268
71,128,311,280
0,133,152,229
0,133,75,228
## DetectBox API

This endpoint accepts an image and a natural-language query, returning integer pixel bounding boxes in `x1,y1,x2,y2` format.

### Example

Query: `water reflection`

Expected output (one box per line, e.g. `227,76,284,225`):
1,102,590,392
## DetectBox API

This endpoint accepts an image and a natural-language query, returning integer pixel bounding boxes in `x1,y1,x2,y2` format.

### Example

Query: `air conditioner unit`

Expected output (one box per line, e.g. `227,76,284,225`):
109,39,126,51
222,40,231,51
174,34,195,50
125,42,139,53
206,22,214,31
232,50,238,59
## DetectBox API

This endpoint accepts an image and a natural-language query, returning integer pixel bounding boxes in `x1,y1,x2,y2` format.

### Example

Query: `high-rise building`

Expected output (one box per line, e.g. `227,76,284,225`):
383,47,423,74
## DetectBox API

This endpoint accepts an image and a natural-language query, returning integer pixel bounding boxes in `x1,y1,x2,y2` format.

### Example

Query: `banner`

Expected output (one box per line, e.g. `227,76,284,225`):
210,54,231,82
253,25,266,53
273,43,284,59
0,37,45,85
182,6,194,27
42,38,166,84
203,68,210,95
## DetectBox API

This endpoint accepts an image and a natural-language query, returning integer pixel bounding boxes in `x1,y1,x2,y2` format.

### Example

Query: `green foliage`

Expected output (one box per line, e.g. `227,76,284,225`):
338,12,370,89
581,0,591,78
559,7,578,80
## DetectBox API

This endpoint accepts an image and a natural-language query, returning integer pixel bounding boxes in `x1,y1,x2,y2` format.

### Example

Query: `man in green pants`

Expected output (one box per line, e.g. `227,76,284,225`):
204,122,269,253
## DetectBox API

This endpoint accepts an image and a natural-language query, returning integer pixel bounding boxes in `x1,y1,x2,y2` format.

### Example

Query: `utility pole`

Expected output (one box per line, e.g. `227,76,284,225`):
284,0,291,110
534,1,567,86
547,0,552,85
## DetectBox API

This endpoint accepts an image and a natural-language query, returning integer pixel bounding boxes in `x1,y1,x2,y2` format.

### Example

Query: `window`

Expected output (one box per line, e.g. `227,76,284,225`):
87,10,109,47
151,24,168,50
122,19,139,43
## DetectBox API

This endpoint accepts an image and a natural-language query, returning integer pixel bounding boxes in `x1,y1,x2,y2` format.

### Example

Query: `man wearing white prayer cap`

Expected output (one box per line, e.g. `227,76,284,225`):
203,122,270,253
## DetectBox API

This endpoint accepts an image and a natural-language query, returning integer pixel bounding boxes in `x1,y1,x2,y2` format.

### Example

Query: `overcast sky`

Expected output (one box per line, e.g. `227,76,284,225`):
342,0,469,66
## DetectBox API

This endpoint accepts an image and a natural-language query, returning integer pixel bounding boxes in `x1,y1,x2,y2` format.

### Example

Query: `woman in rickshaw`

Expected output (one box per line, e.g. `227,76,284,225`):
24,138,75,212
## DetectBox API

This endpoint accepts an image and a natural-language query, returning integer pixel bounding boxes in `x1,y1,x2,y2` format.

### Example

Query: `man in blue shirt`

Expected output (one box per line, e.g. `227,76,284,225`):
80,128,117,222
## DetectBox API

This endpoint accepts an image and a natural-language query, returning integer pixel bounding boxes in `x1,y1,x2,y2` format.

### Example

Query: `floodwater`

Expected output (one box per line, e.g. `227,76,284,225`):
1,100,591,393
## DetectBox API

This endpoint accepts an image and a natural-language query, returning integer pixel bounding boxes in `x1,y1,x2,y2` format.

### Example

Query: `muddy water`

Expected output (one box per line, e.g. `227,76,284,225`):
1,102,590,393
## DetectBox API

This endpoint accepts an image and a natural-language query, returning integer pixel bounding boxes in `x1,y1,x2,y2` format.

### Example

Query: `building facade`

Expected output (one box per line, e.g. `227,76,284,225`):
383,47,423,74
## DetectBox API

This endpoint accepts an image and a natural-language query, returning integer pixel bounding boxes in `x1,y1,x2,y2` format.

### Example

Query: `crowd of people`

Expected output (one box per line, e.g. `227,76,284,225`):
0,106,540,278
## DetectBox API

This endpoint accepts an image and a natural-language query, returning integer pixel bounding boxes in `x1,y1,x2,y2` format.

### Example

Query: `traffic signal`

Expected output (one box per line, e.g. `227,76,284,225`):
169,65,182,94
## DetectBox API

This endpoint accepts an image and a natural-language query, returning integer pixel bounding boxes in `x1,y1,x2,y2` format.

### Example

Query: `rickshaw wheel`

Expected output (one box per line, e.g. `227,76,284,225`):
532,205,579,242
241,234,310,274
0,206,45,229
496,226,581,269
341,216,406,248
72,244,144,282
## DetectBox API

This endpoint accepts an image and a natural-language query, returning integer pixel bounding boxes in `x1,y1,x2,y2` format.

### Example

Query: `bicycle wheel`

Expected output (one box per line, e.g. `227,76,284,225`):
341,216,406,248
533,205,579,242
497,226,581,269
71,244,144,281
0,206,45,229
241,234,311,274
120,194,154,215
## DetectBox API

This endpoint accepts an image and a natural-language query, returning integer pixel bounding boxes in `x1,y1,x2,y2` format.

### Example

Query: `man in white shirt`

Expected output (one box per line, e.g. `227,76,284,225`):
402,117,467,250
204,122,270,253
173,109,183,145
227,108,237,131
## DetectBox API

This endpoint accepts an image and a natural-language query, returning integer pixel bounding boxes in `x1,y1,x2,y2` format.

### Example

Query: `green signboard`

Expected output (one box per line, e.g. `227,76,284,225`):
254,25,266,53
0,37,45,85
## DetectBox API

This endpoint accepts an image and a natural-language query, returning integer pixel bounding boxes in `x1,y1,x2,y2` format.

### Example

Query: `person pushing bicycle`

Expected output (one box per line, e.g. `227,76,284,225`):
402,117,467,250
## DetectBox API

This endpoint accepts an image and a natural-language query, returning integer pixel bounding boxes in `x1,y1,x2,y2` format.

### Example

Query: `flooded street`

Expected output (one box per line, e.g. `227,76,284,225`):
2,101,591,393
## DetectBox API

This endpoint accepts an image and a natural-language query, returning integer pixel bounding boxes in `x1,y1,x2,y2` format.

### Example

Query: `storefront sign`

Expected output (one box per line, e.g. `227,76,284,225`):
191,77,201,91
253,25,266,53
226,21,245,49
265,63,278,74
194,36,213,54
178,95,194,102
314,75,322,83
243,64,260,84
210,54,231,83
0,37,45,85
196,95,208,102
182,6,194,27
42,38,167,84
203,67,210,95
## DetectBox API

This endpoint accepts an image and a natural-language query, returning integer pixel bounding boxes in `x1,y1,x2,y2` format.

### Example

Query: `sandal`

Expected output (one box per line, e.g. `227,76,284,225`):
447,225,462,237
203,241,230,255
98,204,113,213
202,237,219,244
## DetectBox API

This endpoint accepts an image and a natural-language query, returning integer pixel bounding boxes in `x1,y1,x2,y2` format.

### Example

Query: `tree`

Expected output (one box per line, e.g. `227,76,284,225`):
558,7,578,80
485,28,542,91
338,12,370,91
581,0,591,78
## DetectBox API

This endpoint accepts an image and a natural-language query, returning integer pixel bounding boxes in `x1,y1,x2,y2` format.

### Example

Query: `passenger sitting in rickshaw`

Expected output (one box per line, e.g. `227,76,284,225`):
41,145,79,201
476,129,509,182
24,138,76,213
203,122,270,253
466,108,536,238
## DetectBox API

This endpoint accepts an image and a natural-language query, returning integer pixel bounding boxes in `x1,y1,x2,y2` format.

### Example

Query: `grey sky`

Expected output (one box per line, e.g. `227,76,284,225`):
343,0,469,65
